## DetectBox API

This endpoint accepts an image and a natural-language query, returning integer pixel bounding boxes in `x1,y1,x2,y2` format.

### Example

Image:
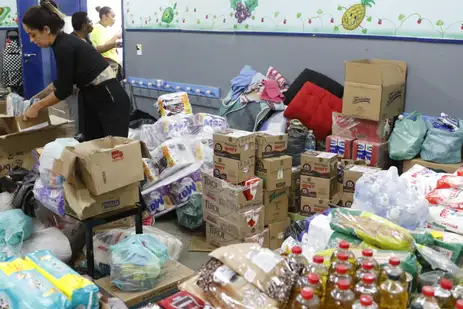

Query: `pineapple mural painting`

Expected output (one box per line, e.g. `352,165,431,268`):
341,0,375,30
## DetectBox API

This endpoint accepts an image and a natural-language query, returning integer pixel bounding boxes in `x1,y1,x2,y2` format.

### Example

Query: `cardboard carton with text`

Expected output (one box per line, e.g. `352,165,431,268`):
300,193,341,216
213,155,255,184
301,151,338,178
205,222,265,247
263,188,289,226
213,129,255,160
268,218,291,250
255,155,292,190
255,132,288,158
300,175,337,199
343,165,381,193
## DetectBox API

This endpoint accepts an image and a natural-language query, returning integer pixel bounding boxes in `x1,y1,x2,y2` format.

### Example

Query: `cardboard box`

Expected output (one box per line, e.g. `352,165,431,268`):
205,222,265,247
0,150,35,176
203,205,264,239
326,135,355,159
402,158,461,174
201,172,263,212
332,112,393,143
213,129,255,160
300,194,341,216
203,195,262,228
291,166,301,192
263,188,289,226
213,155,255,184
0,101,51,134
255,132,288,158
268,218,291,250
342,59,407,121
300,175,337,199
255,155,292,190
343,165,381,193
340,192,354,208
64,180,140,220
96,260,195,308
54,137,146,195
301,151,338,178
353,140,389,168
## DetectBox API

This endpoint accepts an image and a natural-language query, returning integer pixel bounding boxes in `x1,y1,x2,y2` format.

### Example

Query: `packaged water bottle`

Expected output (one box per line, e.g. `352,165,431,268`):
305,130,317,151
434,278,455,309
353,295,379,309
291,273,323,307
326,279,356,309
295,287,321,309
356,248,380,272
456,300,463,309
379,273,408,309
356,261,378,284
330,252,355,278
380,257,406,286
327,264,352,294
412,286,440,309
331,240,356,264
288,246,308,276
355,274,380,304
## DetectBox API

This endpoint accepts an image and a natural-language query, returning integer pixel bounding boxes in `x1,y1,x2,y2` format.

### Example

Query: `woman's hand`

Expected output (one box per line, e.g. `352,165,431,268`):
23,104,40,120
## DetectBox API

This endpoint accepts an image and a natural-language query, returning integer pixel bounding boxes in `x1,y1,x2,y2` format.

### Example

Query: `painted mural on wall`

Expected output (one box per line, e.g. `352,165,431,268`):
124,0,463,41
0,0,18,28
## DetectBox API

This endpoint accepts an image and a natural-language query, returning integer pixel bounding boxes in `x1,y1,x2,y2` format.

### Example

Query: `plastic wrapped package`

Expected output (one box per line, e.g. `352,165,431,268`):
0,209,33,256
415,244,463,280
179,275,209,302
209,243,297,304
426,188,463,209
427,206,463,235
353,166,429,230
0,191,13,211
39,138,79,187
128,128,141,140
421,119,463,164
176,192,203,230
388,112,427,160
329,208,415,251
190,134,214,172
157,92,192,117
21,227,72,262
436,175,463,190
332,112,392,143
33,178,65,216
158,291,208,309
413,229,463,266
0,258,72,309
400,164,446,198
26,250,99,309
110,234,169,291
197,259,279,309
195,113,229,134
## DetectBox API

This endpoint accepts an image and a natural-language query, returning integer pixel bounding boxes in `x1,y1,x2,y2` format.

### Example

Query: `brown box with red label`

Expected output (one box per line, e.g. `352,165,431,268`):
255,155,292,190
213,155,255,184
300,175,337,200
255,132,288,158
213,129,255,161
352,140,389,168
325,135,355,159
300,193,341,216
301,151,338,179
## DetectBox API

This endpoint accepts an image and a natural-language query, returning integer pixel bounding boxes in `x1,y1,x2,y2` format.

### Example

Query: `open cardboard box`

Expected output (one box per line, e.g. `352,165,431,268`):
0,100,51,135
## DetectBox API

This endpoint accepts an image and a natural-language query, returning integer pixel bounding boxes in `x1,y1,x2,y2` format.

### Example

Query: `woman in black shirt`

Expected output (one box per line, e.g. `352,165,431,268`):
22,1,130,141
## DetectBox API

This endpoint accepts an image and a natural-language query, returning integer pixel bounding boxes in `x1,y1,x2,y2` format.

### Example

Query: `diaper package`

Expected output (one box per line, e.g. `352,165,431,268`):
0,258,71,309
26,250,99,309
195,113,228,134
157,92,192,117
33,178,65,216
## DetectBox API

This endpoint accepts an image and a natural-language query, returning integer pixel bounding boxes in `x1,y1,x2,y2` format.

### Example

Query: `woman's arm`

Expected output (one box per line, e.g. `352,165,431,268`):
31,83,55,100
23,92,60,120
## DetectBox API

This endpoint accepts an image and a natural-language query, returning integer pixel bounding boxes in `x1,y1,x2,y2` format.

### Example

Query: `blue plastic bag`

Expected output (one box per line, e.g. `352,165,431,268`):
0,209,33,257
110,234,169,291
389,112,427,160
421,119,463,164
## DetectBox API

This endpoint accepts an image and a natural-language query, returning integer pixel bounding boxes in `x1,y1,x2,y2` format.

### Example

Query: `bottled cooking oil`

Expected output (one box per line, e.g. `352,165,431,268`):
355,261,378,284
355,274,380,304
434,278,455,309
353,295,379,309
306,255,329,296
355,248,380,272
331,240,356,263
412,286,440,309
290,273,323,307
289,246,308,276
380,257,406,287
327,264,352,295
379,273,408,309
330,252,355,278
294,287,321,309
325,279,356,309
456,299,463,309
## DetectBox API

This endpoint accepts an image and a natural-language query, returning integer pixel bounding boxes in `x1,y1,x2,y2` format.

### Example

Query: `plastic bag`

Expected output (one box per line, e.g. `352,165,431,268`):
420,119,463,164
26,250,99,309
39,138,79,187
21,227,72,262
33,178,65,216
195,113,229,134
436,175,463,190
389,112,427,160
415,244,463,280
426,188,463,210
190,134,214,172
427,206,463,235
400,164,446,198
0,191,13,211
176,192,203,230
286,119,308,167
0,209,33,255
329,208,415,251
353,166,429,230
110,235,167,291
157,92,192,117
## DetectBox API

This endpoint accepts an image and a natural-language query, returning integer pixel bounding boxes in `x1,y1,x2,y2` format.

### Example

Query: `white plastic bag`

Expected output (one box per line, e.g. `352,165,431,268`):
427,206,463,235
0,191,14,211
21,227,72,262
190,134,213,172
39,138,79,187
400,164,447,198
353,166,429,230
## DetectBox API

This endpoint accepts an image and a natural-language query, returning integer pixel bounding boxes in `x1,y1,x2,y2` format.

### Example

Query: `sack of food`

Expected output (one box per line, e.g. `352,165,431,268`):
427,206,463,235
426,188,463,210
329,208,415,251
209,243,297,304
196,258,279,309
157,92,192,117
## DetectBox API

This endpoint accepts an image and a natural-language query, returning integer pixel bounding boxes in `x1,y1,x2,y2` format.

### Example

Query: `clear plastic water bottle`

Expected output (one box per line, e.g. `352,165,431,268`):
305,130,317,151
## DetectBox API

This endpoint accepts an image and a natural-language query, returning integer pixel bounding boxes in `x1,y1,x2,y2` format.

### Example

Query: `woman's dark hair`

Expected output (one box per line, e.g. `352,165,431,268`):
95,6,112,19
22,0,65,34
72,12,88,31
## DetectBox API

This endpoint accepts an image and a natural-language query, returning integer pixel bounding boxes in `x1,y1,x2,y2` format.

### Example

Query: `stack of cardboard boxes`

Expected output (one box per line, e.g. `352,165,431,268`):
255,132,292,250
288,167,301,213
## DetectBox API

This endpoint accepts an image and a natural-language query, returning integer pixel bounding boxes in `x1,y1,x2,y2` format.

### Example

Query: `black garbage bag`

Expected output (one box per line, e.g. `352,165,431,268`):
10,168,39,217
129,110,156,129
284,219,306,241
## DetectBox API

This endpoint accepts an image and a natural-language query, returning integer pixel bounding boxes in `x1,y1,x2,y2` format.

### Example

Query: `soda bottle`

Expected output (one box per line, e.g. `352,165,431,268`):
434,278,455,309
353,295,379,309
294,287,321,309
412,286,440,309
288,246,307,276
356,261,378,284
305,130,317,151
330,240,356,263
379,273,408,309
330,252,355,278
327,264,352,294
326,279,356,309
356,248,380,272
456,300,463,309
380,257,406,286
355,274,380,304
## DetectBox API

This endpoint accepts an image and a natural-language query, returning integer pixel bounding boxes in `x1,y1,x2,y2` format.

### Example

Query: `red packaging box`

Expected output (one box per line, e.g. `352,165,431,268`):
352,140,389,168
332,112,393,143
325,135,355,159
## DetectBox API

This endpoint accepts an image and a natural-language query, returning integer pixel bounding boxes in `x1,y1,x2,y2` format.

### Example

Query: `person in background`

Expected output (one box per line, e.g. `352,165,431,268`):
90,6,123,81
22,1,131,141
71,12,93,44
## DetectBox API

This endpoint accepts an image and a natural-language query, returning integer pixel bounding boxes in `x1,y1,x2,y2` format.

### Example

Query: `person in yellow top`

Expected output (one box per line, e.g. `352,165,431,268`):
90,6,122,80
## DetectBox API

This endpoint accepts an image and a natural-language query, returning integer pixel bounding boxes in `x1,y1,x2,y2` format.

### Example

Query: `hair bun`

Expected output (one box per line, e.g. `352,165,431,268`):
95,6,101,13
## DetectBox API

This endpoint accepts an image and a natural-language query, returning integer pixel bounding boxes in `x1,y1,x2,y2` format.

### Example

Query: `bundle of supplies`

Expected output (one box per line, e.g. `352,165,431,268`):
0,209,33,259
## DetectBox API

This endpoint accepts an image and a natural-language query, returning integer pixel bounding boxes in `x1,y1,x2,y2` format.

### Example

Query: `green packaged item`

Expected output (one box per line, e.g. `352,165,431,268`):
330,208,415,251
389,112,427,161
412,230,463,267
176,193,203,230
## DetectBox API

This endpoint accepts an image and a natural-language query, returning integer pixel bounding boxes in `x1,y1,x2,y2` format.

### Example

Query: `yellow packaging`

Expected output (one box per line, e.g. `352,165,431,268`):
157,92,192,117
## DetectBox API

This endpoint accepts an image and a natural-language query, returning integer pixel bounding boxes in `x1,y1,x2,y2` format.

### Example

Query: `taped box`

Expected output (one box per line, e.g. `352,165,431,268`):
255,155,292,190
301,151,338,179
255,132,288,158
213,129,255,160
300,175,337,199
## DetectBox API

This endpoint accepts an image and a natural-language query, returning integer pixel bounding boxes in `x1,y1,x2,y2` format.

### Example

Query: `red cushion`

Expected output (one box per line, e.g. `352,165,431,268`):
284,81,342,141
